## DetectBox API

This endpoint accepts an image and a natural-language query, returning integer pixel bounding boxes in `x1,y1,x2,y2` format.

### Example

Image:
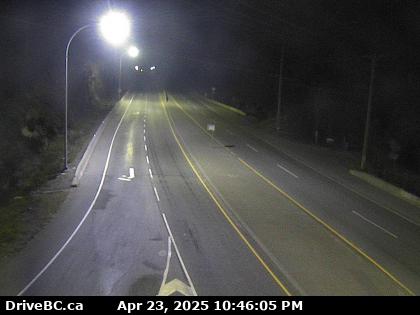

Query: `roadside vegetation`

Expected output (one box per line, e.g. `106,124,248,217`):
0,63,114,258
209,81,420,196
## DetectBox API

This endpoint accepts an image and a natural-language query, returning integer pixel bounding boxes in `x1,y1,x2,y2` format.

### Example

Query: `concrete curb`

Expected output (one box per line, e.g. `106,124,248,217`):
70,97,124,187
205,98,247,116
349,169,420,208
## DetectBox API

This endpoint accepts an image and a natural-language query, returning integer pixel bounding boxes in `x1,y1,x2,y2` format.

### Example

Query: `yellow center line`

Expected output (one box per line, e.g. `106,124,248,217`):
160,93,292,296
169,93,415,296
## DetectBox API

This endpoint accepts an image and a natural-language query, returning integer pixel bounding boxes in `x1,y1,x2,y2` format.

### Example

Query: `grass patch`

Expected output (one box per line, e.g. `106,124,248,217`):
0,107,110,261
0,192,68,260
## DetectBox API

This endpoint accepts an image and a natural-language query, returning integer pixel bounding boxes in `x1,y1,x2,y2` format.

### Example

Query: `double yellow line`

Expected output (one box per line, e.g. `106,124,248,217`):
160,94,292,296
161,93,415,296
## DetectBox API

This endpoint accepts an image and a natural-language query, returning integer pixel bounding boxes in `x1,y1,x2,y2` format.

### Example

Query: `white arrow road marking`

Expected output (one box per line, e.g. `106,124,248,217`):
160,213,197,296
158,279,195,296
118,167,135,181
128,167,135,179
158,237,172,295
17,95,134,296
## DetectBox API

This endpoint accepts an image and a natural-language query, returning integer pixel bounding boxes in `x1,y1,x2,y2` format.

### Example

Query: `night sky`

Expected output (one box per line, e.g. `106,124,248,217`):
1,0,420,166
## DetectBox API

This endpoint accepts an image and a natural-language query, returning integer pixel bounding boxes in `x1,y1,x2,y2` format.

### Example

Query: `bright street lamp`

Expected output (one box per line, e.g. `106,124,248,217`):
99,11,131,46
127,45,139,58
119,45,140,98
64,11,131,171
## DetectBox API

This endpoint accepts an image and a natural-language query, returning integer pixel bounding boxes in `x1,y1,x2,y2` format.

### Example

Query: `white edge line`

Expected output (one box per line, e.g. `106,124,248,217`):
352,211,398,239
261,139,420,227
17,95,135,296
158,236,172,295
161,213,197,296
276,163,299,179
246,143,258,153
153,186,160,201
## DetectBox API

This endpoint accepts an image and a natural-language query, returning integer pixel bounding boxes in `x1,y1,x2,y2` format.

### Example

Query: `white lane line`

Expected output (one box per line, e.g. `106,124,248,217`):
144,135,146,142
18,95,135,296
161,213,197,296
143,128,146,134
158,236,172,294
153,186,160,201
352,211,398,239
146,155,150,164
261,139,420,228
276,163,299,179
144,144,148,152
149,168,154,179
246,143,258,153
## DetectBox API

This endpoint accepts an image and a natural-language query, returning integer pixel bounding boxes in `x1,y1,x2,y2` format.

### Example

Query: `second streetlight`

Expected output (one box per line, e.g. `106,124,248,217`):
118,45,140,98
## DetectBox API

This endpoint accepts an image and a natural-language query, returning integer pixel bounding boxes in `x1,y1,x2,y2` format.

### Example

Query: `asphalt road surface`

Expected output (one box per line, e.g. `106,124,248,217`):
1,92,420,296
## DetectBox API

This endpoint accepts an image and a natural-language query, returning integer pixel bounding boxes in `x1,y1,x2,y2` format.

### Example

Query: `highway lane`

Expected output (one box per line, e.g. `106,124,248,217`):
12,95,174,295
0,93,287,296
191,95,420,293
1,91,418,296
142,93,287,295
166,93,420,295
0,96,136,295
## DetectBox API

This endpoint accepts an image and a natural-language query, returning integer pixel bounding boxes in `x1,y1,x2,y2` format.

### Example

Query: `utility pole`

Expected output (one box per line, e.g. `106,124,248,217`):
361,54,377,170
314,87,322,145
275,44,285,131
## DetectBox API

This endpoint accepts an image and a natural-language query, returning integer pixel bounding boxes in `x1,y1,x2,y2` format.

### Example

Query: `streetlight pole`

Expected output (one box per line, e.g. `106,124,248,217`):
275,44,285,131
64,24,91,171
118,46,139,99
360,54,377,170
63,11,131,171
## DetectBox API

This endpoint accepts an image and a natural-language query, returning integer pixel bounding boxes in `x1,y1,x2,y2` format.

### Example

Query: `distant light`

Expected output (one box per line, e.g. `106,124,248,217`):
135,65,139,71
140,68,144,72
99,11,130,46
150,66,156,71
127,45,139,58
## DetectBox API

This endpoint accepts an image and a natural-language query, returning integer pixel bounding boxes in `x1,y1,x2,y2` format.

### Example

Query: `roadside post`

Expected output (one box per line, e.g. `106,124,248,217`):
207,122,216,144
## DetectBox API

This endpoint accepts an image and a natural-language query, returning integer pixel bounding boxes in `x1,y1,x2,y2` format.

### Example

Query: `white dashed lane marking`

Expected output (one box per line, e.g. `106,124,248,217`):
246,144,258,153
352,211,398,239
153,186,160,201
276,163,299,179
